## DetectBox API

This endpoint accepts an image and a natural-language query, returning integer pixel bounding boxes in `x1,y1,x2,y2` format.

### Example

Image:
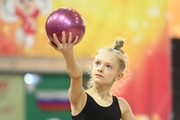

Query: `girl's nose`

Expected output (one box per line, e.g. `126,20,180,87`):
97,66,103,72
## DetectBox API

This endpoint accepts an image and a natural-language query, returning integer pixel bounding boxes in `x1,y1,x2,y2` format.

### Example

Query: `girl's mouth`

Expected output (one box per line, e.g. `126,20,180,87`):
95,74,103,78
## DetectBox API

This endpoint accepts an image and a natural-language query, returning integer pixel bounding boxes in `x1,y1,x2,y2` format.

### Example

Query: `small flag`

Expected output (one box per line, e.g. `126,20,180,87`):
36,90,70,110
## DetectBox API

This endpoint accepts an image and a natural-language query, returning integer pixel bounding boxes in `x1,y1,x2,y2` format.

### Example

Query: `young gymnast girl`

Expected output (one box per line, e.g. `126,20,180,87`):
48,32,137,120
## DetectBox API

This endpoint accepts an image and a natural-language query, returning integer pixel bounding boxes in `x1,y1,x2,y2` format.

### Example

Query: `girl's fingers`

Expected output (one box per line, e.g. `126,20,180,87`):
52,33,58,43
47,40,58,49
61,31,66,44
53,33,61,49
50,32,77,51
68,32,73,43
73,36,79,44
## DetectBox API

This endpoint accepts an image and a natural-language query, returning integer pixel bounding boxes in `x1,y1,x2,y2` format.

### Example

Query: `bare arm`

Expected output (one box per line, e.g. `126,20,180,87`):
48,32,86,105
118,98,137,120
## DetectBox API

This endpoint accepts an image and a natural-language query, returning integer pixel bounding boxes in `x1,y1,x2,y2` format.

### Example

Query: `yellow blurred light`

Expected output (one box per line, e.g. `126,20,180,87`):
2,25,10,33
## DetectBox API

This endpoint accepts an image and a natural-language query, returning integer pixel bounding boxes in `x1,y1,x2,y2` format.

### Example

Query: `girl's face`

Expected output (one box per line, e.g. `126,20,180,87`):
91,50,121,87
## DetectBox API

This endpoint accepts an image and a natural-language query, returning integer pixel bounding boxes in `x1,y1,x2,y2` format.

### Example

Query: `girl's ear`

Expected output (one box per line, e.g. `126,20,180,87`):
115,73,123,81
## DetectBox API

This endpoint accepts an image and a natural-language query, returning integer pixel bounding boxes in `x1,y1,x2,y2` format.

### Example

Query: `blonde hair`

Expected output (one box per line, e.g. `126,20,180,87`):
86,38,127,88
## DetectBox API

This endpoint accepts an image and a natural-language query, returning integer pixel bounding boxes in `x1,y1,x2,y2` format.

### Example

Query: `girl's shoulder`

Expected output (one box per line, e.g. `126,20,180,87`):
116,97,128,103
116,97,137,120
116,97,131,113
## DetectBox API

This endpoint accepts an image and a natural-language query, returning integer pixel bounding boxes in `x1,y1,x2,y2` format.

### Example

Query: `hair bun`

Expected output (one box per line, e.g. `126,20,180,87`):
113,38,124,50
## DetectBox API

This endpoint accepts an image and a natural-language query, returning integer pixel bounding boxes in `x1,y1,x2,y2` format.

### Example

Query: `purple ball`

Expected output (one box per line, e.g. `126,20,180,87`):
45,7,85,44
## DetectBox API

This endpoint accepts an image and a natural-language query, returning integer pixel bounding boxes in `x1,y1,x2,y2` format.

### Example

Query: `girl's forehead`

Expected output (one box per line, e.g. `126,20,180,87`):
96,50,114,56
95,50,118,62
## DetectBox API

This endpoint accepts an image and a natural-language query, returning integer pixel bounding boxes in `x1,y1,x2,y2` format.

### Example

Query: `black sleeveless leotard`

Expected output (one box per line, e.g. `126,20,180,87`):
71,93,122,120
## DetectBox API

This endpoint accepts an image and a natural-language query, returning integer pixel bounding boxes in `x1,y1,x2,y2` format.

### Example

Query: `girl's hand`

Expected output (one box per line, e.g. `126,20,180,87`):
48,31,79,55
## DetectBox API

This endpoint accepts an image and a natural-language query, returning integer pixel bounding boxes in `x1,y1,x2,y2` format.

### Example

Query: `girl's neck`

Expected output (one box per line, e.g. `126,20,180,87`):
87,86,112,100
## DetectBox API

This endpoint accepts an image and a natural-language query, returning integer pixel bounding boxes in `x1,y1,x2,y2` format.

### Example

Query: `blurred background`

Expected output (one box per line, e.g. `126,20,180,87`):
0,0,180,120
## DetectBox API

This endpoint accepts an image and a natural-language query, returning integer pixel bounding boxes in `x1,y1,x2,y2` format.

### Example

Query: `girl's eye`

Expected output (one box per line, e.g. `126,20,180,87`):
106,65,111,69
95,61,100,66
